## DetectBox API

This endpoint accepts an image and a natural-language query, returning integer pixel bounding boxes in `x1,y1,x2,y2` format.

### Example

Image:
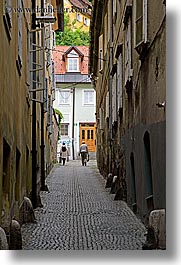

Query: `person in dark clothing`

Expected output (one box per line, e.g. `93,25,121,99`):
60,143,68,165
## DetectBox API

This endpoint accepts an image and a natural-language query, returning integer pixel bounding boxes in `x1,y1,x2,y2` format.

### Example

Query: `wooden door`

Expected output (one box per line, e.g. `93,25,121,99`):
80,123,96,152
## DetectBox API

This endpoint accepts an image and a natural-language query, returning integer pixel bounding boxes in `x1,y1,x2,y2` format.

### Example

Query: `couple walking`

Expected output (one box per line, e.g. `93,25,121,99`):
60,141,89,166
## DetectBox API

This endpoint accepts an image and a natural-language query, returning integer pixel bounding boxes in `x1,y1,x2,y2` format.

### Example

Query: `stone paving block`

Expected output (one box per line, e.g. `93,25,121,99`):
22,161,146,250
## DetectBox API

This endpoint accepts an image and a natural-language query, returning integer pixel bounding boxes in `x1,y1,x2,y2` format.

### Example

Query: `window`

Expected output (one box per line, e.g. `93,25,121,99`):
87,130,94,139
135,0,148,48
124,15,132,85
76,13,82,22
99,107,104,130
44,78,48,112
106,91,109,119
59,90,70,104
61,124,69,136
116,44,123,109
83,90,94,105
99,48,103,72
3,138,11,194
82,130,85,139
16,0,22,75
47,95,52,127
113,0,117,23
3,0,12,39
67,50,79,72
84,17,88,26
113,74,117,122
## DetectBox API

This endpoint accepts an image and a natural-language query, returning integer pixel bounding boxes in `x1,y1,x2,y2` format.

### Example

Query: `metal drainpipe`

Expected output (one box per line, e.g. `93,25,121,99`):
109,0,113,173
72,87,75,160
40,0,46,191
31,0,37,208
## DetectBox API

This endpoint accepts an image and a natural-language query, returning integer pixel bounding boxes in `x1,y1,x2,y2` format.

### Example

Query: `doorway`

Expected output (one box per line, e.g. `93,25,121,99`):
79,123,96,152
130,152,137,212
143,131,154,212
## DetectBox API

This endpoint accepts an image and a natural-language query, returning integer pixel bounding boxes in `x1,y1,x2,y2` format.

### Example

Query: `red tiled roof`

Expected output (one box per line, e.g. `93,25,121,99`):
53,46,89,74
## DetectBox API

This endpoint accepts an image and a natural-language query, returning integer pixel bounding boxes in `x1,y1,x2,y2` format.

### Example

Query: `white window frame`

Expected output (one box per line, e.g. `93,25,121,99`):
67,50,79,72
134,0,148,48
59,90,70,105
83,90,95,105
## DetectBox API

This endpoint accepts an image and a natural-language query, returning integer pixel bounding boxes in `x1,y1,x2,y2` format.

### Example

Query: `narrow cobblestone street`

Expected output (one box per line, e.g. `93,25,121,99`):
22,160,146,250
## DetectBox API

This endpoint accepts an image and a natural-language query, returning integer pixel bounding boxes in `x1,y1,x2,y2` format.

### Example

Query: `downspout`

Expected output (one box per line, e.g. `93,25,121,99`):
109,0,113,172
31,0,37,208
40,0,47,191
72,87,75,160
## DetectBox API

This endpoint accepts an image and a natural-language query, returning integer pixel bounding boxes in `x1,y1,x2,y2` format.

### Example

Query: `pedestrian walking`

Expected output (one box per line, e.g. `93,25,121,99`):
60,143,68,166
79,141,89,166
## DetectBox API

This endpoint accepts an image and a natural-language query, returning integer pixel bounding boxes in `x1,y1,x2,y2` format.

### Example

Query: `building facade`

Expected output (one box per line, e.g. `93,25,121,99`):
53,46,96,160
0,0,63,248
64,0,92,32
89,0,166,223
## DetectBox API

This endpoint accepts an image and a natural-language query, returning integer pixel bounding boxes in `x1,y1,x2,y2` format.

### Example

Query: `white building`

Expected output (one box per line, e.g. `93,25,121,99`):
53,46,96,160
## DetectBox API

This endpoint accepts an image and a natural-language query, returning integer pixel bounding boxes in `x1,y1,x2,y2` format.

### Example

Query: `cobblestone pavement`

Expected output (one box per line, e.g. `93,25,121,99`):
22,160,146,250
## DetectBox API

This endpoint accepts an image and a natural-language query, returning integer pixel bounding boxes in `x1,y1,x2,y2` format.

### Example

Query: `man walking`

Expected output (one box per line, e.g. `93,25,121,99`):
79,141,89,166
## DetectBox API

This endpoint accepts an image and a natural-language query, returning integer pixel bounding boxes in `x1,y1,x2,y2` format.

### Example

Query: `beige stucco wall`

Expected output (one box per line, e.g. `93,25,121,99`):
0,0,32,229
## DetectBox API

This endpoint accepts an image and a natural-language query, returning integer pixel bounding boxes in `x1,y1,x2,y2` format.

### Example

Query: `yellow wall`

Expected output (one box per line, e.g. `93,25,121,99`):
0,0,32,230
0,0,59,233
64,0,90,32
